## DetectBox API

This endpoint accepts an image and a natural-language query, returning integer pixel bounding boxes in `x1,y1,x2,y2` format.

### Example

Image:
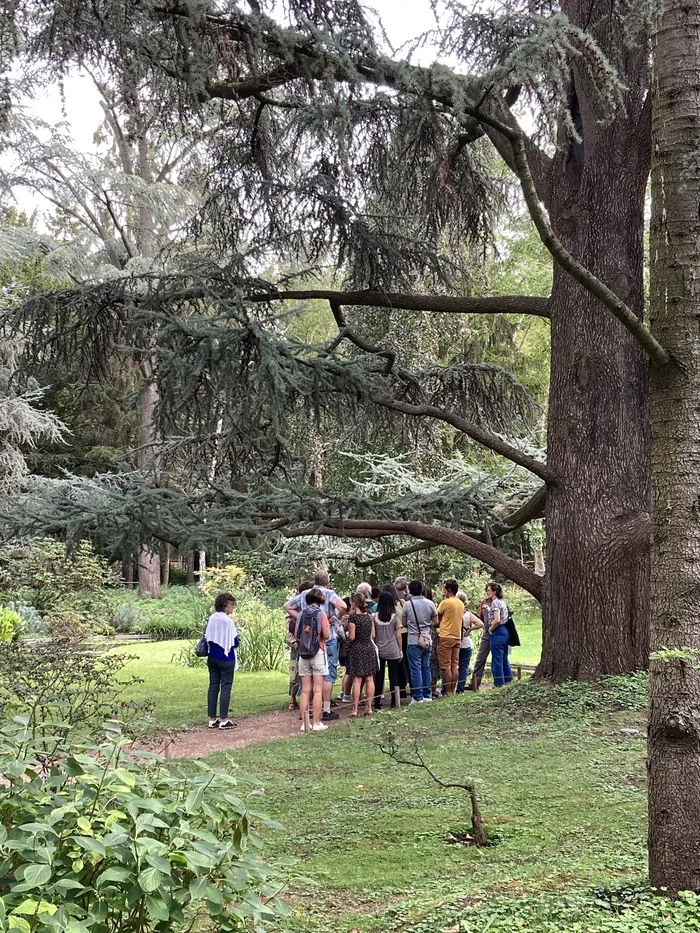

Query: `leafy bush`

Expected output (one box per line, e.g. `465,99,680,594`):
200,565,249,601
0,607,19,643
0,639,153,753
110,603,144,634
0,722,288,932
0,538,119,635
5,601,47,637
0,538,118,609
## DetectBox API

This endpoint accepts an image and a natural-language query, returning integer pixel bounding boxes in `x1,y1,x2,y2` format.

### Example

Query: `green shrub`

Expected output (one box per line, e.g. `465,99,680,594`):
0,608,19,643
5,601,47,637
0,722,288,932
0,639,153,753
110,603,144,634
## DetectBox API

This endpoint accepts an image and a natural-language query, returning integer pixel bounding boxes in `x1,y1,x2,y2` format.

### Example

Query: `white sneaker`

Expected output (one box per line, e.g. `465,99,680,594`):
422,696,433,702
312,722,328,732
410,698,423,705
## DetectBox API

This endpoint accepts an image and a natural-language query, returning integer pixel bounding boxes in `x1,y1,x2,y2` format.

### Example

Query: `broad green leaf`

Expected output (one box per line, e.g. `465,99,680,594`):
12,900,57,917
144,855,171,875
70,837,105,857
145,895,170,922
96,867,132,886
185,786,205,813
8,918,31,933
21,865,52,888
137,867,162,894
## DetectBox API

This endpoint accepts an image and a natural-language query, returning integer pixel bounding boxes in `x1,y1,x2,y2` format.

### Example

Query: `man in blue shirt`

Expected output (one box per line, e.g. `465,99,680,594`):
284,570,347,720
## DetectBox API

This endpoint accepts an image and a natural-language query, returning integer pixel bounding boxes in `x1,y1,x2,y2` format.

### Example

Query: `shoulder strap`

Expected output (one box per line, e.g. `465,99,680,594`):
408,596,424,632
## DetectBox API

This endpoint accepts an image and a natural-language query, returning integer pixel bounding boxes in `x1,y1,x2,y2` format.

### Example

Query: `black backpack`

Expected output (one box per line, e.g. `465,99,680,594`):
296,605,322,659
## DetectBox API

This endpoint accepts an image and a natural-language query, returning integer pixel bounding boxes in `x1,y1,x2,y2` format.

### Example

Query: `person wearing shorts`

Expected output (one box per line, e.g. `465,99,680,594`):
436,579,463,695
295,588,331,732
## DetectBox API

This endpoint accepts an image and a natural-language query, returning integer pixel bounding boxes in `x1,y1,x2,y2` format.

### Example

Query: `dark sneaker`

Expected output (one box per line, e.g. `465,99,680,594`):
208,719,220,729
322,710,339,721
219,720,237,729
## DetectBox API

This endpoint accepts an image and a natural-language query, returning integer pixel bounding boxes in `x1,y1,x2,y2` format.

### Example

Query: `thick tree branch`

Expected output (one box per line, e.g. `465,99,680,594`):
373,395,555,484
284,518,542,600
257,289,550,318
353,484,546,568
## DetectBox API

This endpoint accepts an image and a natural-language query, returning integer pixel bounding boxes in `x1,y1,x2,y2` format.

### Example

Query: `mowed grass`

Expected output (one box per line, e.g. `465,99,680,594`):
115,640,290,728
205,684,647,933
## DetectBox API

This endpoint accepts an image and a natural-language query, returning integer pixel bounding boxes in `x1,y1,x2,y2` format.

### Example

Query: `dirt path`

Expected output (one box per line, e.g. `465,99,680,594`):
156,700,371,758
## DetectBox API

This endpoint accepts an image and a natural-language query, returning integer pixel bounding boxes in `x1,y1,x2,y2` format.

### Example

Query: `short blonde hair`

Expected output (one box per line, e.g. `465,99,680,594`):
357,581,372,599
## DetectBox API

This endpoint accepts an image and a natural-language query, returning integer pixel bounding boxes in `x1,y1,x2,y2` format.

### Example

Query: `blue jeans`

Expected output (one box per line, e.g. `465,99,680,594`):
325,638,339,683
456,646,473,693
490,627,512,687
207,657,235,718
407,643,432,700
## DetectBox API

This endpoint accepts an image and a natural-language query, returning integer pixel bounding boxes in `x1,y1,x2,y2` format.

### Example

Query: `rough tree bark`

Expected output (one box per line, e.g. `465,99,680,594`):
647,0,700,894
536,2,651,680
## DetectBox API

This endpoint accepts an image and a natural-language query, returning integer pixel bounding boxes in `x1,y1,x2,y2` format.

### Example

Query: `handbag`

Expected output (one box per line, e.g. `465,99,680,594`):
409,598,432,650
195,632,209,657
505,612,520,648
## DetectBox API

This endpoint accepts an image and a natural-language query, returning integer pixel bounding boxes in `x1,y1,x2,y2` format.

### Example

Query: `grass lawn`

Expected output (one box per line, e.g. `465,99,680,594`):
203,678,648,933
116,640,290,728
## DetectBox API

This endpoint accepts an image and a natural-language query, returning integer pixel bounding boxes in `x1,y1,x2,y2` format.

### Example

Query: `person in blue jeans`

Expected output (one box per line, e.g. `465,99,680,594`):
484,582,512,687
402,580,438,702
206,592,241,729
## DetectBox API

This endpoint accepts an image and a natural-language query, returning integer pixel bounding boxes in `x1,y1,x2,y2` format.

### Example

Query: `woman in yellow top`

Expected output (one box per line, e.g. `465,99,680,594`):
436,579,463,695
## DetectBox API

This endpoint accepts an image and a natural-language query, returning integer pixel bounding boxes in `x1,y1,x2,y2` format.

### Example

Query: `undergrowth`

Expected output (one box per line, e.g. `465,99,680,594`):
485,672,648,721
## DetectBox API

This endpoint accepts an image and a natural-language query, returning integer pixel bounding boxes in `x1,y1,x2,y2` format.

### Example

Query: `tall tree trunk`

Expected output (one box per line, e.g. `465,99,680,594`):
186,551,195,586
161,542,171,587
536,9,651,680
134,119,162,598
648,0,700,894
137,370,161,599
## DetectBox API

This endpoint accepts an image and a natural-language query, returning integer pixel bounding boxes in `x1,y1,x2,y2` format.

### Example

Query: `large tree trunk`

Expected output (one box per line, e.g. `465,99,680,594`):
647,0,700,894
137,372,161,599
536,11,651,681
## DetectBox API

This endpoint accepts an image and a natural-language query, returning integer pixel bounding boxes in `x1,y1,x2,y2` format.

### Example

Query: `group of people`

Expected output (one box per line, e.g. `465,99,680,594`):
282,571,513,732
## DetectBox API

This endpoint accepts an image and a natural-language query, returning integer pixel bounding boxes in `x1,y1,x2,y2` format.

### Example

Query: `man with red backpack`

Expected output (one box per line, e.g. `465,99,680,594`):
294,587,332,732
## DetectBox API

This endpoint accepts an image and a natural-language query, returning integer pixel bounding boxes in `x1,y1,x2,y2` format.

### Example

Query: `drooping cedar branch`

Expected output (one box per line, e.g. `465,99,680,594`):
253,290,551,319
373,395,555,484
508,134,671,368
354,483,546,568
283,518,542,599
196,8,670,368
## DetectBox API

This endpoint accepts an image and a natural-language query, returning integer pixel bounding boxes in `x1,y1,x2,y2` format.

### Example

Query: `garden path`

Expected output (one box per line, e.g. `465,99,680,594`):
157,699,366,757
